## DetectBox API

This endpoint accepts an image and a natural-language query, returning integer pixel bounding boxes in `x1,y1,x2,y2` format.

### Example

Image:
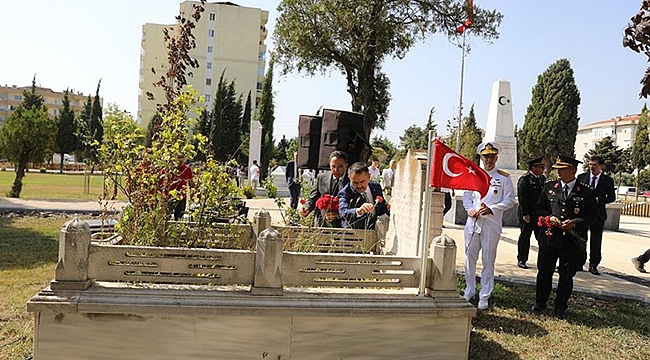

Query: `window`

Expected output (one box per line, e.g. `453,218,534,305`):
207,46,213,53
256,82,263,91
206,78,212,86
0,94,7,100
209,12,215,21
205,94,211,102
13,95,22,101
208,29,215,37
207,62,212,70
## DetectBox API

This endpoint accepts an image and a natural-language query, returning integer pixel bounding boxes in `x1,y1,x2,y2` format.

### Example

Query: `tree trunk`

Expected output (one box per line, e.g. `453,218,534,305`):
10,161,27,198
60,152,64,173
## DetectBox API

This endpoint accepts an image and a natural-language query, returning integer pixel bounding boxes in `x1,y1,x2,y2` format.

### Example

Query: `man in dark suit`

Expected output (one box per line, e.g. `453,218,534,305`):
338,162,389,230
576,155,616,275
285,152,301,209
532,155,597,319
301,150,349,227
516,157,546,269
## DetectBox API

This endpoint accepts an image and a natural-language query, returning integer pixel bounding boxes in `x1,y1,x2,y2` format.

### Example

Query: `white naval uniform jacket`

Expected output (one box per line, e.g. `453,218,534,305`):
462,168,516,234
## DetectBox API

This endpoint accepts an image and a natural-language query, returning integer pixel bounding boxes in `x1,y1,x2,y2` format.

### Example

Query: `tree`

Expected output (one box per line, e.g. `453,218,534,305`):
275,135,290,165
0,78,56,197
145,113,163,148
273,0,502,159
209,71,243,162
55,90,78,173
518,59,581,174
624,1,650,98
447,105,482,163
259,59,276,180
88,80,104,172
631,105,650,170
371,135,398,162
584,136,632,188
78,95,93,163
238,91,253,165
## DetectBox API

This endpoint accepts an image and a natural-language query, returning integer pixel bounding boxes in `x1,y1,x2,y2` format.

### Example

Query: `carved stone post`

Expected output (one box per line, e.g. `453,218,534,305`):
251,227,283,295
51,218,93,290
426,234,457,298
253,208,272,238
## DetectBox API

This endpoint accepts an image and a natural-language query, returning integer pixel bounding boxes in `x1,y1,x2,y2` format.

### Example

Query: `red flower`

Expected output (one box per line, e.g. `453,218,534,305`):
376,196,383,204
299,198,306,205
315,194,339,211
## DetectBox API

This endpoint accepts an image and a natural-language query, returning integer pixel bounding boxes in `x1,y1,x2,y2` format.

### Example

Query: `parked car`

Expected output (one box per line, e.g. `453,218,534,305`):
617,186,637,196
642,190,650,198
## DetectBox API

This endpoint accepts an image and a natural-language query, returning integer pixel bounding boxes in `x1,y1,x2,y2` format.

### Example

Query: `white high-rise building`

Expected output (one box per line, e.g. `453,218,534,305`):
575,114,639,161
138,1,269,126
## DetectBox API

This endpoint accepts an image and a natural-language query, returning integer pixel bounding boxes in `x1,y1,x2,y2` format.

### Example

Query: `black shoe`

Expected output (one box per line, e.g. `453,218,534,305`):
588,266,601,275
517,261,528,269
554,309,566,320
531,304,547,313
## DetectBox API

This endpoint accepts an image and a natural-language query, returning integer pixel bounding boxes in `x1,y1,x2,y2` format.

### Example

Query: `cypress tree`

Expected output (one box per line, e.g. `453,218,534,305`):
519,59,581,172
56,90,77,173
259,60,275,180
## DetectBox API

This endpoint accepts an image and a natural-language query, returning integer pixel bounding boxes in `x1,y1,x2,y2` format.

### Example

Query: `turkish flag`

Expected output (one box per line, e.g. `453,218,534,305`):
429,139,490,198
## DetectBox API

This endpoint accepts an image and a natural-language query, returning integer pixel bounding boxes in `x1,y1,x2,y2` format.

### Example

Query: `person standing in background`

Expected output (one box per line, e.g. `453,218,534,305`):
576,155,615,275
249,160,260,189
286,152,301,209
516,157,546,269
381,159,396,195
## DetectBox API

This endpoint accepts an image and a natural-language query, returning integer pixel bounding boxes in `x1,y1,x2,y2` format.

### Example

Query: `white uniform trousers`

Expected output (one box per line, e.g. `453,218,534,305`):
464,220,501,300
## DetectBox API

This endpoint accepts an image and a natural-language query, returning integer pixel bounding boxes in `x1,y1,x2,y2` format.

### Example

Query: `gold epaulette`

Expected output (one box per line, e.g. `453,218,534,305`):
497,169,510,177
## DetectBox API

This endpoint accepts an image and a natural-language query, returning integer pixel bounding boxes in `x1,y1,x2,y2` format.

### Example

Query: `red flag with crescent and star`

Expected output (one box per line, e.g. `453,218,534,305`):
430,139,490,198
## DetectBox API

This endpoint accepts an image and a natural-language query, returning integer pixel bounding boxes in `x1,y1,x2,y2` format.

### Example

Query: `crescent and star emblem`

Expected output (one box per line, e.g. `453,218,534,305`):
498,96,509,106
442,153,462,177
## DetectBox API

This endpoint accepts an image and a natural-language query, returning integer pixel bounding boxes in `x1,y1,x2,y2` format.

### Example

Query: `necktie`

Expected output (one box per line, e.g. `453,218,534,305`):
590,176,596,189
564,185,569,198
331,178,339,193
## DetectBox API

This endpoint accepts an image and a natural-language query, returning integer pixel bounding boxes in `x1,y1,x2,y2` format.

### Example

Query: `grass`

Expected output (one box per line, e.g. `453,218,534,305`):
0,170,125,200
1,217,649,360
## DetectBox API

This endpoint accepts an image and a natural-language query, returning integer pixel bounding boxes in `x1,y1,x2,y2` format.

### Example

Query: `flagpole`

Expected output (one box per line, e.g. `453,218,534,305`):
418,129,435,296
455,30,467,152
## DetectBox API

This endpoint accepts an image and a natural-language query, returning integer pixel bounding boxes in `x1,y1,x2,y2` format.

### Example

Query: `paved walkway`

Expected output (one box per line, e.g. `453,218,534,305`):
2,196,648,304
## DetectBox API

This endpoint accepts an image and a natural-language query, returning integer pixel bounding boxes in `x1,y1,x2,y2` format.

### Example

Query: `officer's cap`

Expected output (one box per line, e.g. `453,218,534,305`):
551,155,581,169
527,157,544,169
477,142,500,155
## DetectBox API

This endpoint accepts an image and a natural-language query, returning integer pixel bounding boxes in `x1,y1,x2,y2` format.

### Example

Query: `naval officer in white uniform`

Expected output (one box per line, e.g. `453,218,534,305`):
462,142,515,310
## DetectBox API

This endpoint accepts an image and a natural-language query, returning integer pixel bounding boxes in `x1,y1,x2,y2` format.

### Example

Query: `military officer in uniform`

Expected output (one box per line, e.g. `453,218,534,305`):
462,142,516,310
532,155,596,319
516,157,546,269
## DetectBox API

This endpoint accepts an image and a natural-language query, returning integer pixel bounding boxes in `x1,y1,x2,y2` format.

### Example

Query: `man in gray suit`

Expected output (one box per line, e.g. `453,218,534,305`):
301,151,349,227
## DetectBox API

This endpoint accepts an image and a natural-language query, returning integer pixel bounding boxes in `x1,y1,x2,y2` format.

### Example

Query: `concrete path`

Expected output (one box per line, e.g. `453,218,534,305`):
2,196,648,304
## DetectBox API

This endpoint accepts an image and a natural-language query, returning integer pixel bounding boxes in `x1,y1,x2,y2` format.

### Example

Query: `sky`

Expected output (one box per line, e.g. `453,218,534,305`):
1,0,648,145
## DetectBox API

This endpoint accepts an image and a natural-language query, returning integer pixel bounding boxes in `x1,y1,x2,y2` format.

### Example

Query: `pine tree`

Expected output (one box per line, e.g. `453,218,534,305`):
88,80,104,172
238,91,252,165
209,72,243,162
458,105,483,164
55,90,77,173
259,60,275,180
584,136,628,174
0,77,55,197
79,95,93,163
519,59,581,173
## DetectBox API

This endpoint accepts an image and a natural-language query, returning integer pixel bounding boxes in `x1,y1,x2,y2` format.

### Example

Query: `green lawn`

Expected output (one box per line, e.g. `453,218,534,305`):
0,170,125,200
1,217,649,360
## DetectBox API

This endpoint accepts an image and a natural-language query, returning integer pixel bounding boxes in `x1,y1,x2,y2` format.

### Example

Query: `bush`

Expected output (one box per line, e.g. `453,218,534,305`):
39,167,47,173
242,185,255,199
1,167,5,171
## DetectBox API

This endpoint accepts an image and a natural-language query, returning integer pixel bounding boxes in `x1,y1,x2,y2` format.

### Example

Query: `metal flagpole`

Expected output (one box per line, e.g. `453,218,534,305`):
455,30,467,152
418,129,435,296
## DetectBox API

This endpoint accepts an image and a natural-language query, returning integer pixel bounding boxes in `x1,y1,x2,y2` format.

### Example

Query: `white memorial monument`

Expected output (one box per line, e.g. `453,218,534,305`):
249,120,262,172
483,78,518,170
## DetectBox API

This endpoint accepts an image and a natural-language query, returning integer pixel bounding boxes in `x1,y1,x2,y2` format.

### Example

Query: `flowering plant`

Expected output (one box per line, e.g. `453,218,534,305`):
299,198,306,205
537,215,586,250
315,194,339,211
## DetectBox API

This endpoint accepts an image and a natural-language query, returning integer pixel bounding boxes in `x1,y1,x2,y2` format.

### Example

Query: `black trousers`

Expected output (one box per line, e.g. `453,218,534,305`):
517,220,539,263
443,192,452,215
535,241,580,313
580,218,604,268
288,182,301,209
638,248,650,263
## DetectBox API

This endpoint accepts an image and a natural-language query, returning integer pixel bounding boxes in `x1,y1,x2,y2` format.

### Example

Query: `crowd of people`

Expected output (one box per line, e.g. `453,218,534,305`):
169,144,642,319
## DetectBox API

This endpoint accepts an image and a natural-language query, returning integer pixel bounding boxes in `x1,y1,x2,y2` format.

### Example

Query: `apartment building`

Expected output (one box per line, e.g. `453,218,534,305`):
138,1,269,126
575,114,639,161
0,85,94,126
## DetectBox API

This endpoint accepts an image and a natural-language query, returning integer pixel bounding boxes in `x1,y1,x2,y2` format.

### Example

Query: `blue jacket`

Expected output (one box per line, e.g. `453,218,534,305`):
337,182,389,229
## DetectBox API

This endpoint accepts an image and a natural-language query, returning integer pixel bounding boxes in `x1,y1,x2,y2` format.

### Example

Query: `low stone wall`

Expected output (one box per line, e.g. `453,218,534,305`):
446,196,623,231
28,214,476,360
